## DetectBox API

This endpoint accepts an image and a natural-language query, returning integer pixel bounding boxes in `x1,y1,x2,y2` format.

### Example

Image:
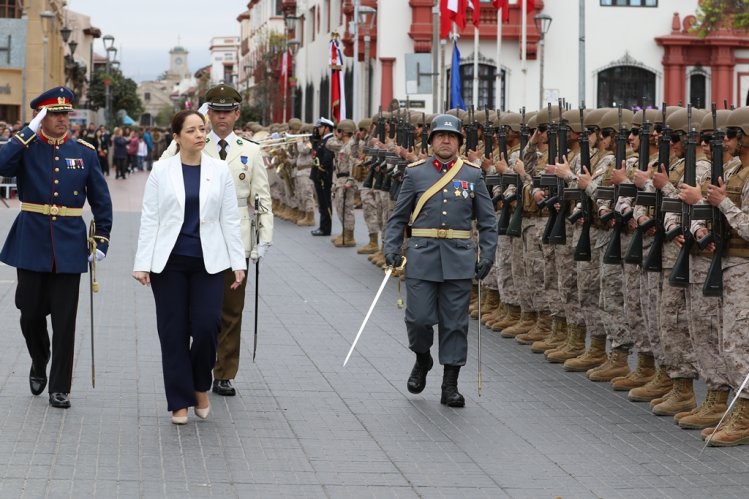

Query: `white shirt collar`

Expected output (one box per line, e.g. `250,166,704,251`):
208,130,237,152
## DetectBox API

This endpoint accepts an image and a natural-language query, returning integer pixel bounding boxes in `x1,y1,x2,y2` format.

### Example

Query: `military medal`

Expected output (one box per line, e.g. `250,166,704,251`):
240,155,248,165
239,172,246,180
453,180,461,197
469,182,475,198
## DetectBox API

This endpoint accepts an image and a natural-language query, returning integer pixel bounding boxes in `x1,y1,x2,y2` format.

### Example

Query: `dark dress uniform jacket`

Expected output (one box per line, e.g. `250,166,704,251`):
0,127,113,273
384,158,497,281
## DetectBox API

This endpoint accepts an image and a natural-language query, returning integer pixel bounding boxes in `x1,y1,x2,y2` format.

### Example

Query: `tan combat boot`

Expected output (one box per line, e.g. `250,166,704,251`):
611,352,655,391
333,229,356,247
707,398,749,447
500,311,537,338
587,346,630,381
531,317,567,353
545,324,586,363
678,390,729,429
480,290,500,324
296,211,316,226
271,198,279,212
371,245,386,266
563,335,607,372
492,304,521,332
484,301,506,329
278,204,292,221
468,284,479,313
651,378,696,416
628,367,673,402
357,233,379,254
470,287,491,320
516,311,552,345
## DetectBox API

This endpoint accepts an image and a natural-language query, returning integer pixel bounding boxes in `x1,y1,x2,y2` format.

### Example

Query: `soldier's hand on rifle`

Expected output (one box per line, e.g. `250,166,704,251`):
533,190,546,203
549,155,570,179
385,253,403,269
633,167,650,189
678,182,703,205
611,161,628,185
495,154,509,174
637,215,656,237
624,208,637,231
513,158,526,177
577,166,592,190
599,209,615,228
230,270,246,290
132,271,150,286
695,227,716,253
706,177,727,207
529,129,540,145
652,164,669,189
466,148,480,164
475,259,493,280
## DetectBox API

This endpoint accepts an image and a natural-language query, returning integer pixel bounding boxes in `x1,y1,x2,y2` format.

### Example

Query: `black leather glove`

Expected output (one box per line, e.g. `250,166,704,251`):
385,253,403,268
474,258,493,280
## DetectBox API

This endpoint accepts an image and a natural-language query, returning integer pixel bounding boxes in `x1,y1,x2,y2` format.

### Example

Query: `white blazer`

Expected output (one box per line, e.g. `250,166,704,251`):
133,152,247,274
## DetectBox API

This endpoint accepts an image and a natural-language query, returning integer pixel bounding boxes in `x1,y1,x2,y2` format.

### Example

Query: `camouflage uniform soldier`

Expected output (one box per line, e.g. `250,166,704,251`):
357,118,380,254
327,119,359,247
294,124,317,226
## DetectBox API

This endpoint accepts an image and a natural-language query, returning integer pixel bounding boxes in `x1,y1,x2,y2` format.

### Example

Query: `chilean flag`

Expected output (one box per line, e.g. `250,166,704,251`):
492,0,535,24
329,37,346,122
440,0,467,39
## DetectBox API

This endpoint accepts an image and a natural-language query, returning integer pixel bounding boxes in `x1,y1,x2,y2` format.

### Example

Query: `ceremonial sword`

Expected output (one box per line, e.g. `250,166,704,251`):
252,194,260,362
343,257,407,367
87,220,99,388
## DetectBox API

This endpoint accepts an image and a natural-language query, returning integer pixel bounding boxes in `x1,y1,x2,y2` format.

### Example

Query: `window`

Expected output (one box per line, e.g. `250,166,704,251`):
446,64,505,111
144,92,151,102
0,0,22,18
600,0,657,6
689,72,707,109
597,65,655,109
274,0,283,16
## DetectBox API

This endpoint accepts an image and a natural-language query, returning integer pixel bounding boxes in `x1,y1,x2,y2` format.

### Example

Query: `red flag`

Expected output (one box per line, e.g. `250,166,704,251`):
526,0,536,13
278,48,292,91
492,0,510,24
329,38,345,122
440,0,468,39
469,0,480,28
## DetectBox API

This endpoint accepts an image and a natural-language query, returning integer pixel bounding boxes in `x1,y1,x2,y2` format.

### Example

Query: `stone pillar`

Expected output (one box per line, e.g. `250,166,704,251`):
380,57,395,109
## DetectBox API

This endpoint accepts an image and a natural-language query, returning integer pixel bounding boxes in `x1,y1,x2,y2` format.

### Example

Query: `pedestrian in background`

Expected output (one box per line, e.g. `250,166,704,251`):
112,127,129,179
132,109,246,425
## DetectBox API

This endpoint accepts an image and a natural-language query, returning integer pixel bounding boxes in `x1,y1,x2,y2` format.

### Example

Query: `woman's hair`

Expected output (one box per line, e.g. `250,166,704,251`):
171,110,204,136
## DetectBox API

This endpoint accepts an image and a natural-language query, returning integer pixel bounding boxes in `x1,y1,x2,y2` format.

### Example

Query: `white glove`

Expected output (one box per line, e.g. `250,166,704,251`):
29,108,48,134
87,249,105,263
197,102,210,116
251,241,271,264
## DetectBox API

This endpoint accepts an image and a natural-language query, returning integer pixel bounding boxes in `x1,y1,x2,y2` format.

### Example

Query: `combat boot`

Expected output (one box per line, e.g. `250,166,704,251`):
652,378,696,416
531,317,567,353
484,300,506,329
272,198,279,212
545,324,586,363
500,311,537,338
333,229,356,247
480,290,500,324
563,335,607,372
678,390,729,429
440,365,465,407
587,346,630,381
407,352,433,394
468,284,479,312
516,311,552,345
296,211,316,226
277,204,291,221
611,352,655,391
707,398,749,447
470,286,491,320
628,367,673,402
357,233,379,254
492,304,521,332
371,245,386,266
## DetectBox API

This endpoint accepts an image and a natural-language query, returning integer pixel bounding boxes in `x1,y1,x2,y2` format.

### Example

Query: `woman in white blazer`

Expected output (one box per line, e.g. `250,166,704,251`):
133,110,246,425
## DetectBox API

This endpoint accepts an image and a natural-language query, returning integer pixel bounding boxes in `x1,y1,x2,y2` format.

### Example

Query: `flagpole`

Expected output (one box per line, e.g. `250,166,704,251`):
473,26,479,109
432,0,440,113
495,8,502,110
521,0,527,109
353,0,360,122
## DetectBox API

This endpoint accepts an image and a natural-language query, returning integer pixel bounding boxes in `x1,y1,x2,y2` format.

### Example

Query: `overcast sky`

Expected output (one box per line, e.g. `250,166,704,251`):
67,0,248,82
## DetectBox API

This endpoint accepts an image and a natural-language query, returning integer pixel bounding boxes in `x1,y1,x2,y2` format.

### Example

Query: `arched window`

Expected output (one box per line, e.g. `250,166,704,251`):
689,72,707,109
597,65,655,109
446,64,506,111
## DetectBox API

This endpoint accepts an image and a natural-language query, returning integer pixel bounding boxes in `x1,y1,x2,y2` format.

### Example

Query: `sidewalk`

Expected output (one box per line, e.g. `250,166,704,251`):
0,170,746,498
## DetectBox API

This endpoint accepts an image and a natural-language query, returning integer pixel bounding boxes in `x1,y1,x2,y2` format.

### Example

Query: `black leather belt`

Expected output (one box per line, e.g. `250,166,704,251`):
336,173,350,178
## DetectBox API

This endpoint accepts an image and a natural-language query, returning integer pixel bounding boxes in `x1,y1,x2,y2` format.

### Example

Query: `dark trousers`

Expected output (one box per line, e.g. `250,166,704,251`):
313,175,332,233
150,254,224,412
15,269,81,393
404,278,472,366
114,157,128,179
214,262,249,381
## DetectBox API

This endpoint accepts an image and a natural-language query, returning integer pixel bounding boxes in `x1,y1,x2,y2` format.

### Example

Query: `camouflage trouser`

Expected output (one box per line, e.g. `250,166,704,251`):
721,261,749,397
539,221,559,317
511,232,531,311
599,231,627,348
642,264,665,365
621,234,648,352
268,167,283,203
376,190,391,234
359,186,381,234
295,170,316,212
576,226,603,331
281,171,298,209
659,269,697,378
521,220,544,312
689,255,729,390
495,236,516,306
555,223,581,326
333,179,357,231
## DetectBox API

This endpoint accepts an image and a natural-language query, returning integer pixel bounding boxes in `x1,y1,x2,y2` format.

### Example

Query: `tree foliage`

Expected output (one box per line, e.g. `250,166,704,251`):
695,0,749,36
87,67,144,122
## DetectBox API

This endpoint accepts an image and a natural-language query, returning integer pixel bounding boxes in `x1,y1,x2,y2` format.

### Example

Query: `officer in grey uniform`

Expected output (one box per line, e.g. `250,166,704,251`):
383,114,497,407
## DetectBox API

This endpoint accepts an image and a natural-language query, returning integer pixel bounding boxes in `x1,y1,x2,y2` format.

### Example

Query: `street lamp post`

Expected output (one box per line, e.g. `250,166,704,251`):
40,10,55,91
283,15,299,123
358,6,377,120
102,34,115,128
534,13,552,110
287,40,300,119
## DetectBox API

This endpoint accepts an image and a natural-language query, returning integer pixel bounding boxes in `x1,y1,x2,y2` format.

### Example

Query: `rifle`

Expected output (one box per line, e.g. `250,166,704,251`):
519,106,529,154
388,108,397,140
421,112,429,154
601,105,629,264
564,105,592,261
623,111,653,264
376,106,386,143
667,105,697,287
505,108,528,237
484,107,494,160
548,99,569,245
540,103,558,244
465,106,479,153
693,104,726,296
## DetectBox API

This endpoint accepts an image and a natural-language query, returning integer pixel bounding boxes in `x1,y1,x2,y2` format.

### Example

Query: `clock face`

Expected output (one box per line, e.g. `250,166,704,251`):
174,57,183,65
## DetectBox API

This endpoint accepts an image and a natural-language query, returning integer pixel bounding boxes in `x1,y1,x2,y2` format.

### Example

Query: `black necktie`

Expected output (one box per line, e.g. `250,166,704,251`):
218,139,228,160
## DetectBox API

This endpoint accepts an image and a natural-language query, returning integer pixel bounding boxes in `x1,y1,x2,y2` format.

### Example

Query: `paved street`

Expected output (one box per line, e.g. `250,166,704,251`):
0,170,747,498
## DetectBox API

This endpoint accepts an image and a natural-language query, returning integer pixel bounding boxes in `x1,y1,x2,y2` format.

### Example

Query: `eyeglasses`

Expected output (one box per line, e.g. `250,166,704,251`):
726,128,740,139
629,128,640,136
700,132,713,143
537,125,548,133
600,129,614,139
653,124,664,134
670,133,682,144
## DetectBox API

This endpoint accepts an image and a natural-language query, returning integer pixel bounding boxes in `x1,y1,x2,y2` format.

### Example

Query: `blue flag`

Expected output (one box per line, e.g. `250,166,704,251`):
450,41,465,111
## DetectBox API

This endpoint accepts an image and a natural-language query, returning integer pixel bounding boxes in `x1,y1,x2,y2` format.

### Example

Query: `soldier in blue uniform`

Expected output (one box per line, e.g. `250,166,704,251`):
0,87,112,408
383,114,497,407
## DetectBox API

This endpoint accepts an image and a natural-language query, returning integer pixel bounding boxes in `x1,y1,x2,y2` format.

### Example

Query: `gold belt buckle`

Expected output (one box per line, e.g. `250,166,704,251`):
49,205,59,216
437,229,447,238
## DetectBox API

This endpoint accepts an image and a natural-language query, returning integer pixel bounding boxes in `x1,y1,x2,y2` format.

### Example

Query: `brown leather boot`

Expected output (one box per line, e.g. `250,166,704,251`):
611,352,655,391
333,229,356,247
531,317,567,353
652,378,697,416
587,346,630,381
563,335,607,372
678,390,729,429
296,211,316,226
492,304,521,332
545,324,586,363
707,398,749,447
484,300,506,328
516,311,552,345
500,311,537,338
628,367,673,402
480,290,500,324
357,233,379,254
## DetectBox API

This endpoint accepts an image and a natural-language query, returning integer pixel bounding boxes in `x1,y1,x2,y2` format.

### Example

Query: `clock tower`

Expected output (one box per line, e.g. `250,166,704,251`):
165,46,190,84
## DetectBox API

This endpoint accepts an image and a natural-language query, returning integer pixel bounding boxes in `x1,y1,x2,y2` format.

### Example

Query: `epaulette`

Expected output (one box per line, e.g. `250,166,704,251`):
407,159,425,168
77,139,96,151
463,160,480,168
